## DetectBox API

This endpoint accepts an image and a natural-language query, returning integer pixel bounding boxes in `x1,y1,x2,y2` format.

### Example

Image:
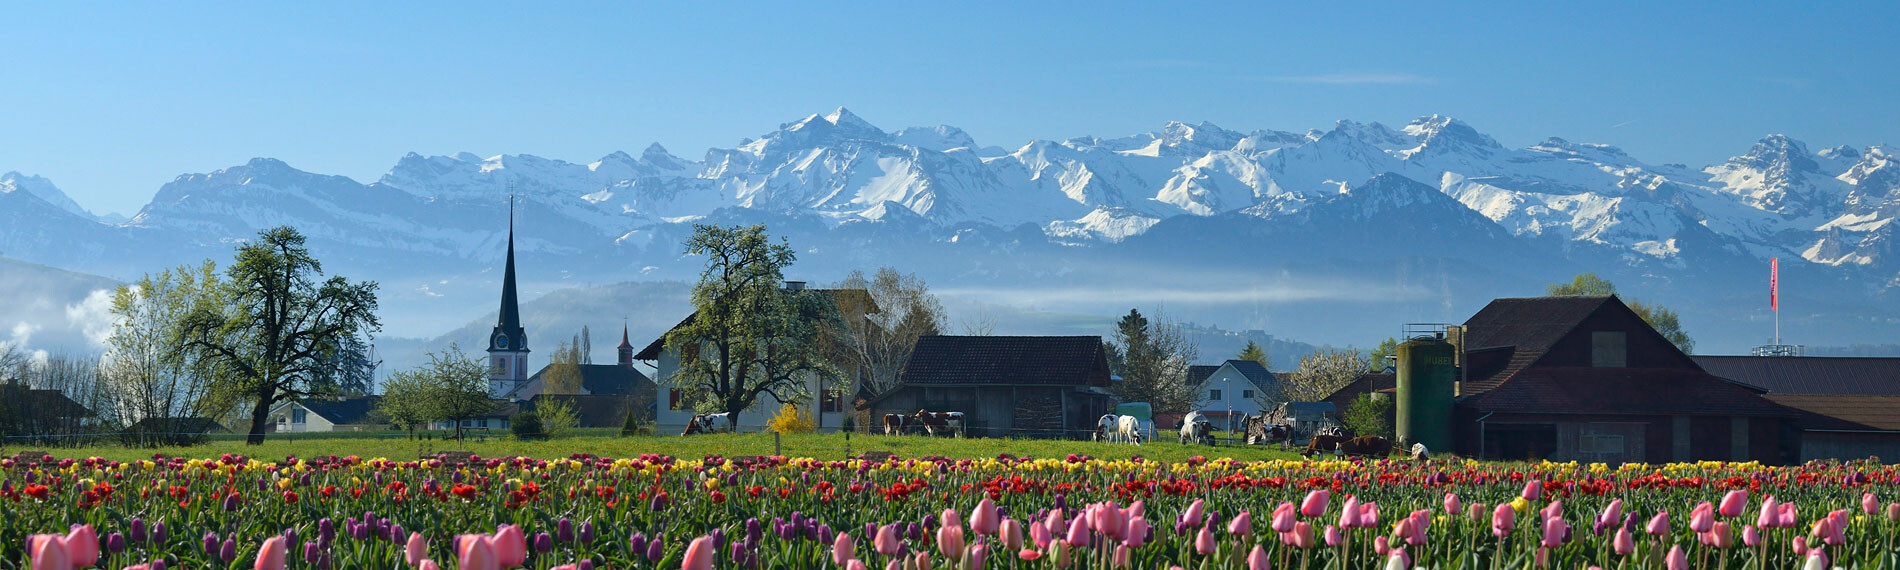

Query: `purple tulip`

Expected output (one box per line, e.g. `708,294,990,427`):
558,518,575,543
151,521,167,544
319,519,336,542
534,532,554,553
129,518,147,542
203,532,220,555
220,537,238,562
106,532,125,554
629,532,648,555
222,493,240,512
577,561,594,570
579,521,595,544
645,533,665,562
304,542,322,563
746,519,763,544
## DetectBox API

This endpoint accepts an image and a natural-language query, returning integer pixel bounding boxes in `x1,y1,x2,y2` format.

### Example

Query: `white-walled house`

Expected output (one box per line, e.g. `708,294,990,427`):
1189,360,1281,432
637,283,868,433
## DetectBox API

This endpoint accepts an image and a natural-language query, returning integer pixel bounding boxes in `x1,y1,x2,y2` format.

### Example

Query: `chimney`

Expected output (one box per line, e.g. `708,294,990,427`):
784,280,806,291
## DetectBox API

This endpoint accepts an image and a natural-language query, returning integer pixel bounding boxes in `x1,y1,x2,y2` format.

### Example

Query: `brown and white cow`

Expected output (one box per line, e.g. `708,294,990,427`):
913,410,964,437
681,413,732,436
1302,435,1393,459
881,414,915,436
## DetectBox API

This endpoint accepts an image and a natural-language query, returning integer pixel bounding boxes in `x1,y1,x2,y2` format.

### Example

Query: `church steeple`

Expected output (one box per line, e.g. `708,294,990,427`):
487,196,530,397
617,321,634,368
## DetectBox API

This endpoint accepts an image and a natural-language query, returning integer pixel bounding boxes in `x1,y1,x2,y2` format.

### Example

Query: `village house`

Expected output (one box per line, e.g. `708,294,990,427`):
863,335,1116,439
638,282,870,432
1693,356,1900,462
1188,360,1278,432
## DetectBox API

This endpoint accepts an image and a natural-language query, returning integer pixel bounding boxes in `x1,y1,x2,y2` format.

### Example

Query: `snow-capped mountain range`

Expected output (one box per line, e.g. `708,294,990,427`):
2,108,1895,351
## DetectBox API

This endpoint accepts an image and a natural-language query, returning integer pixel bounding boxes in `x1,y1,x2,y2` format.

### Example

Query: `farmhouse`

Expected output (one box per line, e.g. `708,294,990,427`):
863,335,1115,439
1693,356,1900,462
1188,360,1279,432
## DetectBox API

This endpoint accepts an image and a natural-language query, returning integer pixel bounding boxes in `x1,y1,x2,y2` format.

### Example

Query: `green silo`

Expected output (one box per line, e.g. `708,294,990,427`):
1396,337,1457,452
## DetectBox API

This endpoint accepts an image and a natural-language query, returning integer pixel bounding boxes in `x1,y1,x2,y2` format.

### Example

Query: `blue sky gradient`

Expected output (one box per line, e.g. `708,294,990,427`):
2,2,1895,215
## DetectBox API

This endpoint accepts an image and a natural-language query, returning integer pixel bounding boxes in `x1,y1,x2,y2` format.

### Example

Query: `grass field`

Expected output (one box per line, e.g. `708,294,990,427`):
7,429,1310,464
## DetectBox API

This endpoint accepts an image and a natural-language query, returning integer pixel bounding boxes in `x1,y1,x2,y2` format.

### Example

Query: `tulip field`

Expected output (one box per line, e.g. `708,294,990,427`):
5,452,1900,570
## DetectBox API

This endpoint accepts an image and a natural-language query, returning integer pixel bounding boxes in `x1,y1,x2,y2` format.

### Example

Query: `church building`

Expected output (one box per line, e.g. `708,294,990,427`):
487,200,531,398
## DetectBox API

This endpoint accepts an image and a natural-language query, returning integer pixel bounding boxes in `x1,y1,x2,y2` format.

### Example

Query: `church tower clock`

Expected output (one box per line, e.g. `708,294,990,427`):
487,197,530,398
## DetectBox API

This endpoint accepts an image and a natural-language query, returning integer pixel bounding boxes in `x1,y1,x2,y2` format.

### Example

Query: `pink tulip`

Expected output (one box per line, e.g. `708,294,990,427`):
1001,519,1025,551
1540,515,1568,549
941,508,962,531
1612,527,1633,555
1805,547,1829,570
1292,522,1316,549
1184,499,1207,527
1339,495,1362,528
937,526,965,558
970,544,989,570
1271,502,1297,533
1542,499,1563,521
1044,510,1065,540
915,551,932,570
832,532,856,566
1393,518,1414,546
1646,511,1670,536
847,560,869,570
456,536,500,570
1707,521,1733,549
1599,499,1623,527
1689,502,1715,533
1719,490,1748,518
1535,547,1549,568
1468,502,1486,521
884,559,902,570
65,525,99,567
971,498,1001,535
1064,516,1090,547
1665,545,1687,570
1373,535,1390,555
1195,527,1216,555
1247,545,1271,570
1121,517,1148,548
1779,503,1798,528
1111,545,1130,568
1793,535,1808,555
406,532,428,566
493,525,527,568
29,536,70,570
1443,492,1461,516
1301,489,1330,517
1029,521,1051,550
1743,525,1761,547
420,561,441,570
1384,546,1410,570
875,524,901,556
1228,511,1253,536
1491,503,1515,537
1758,496,1779,529
1019,548,1043,561
1124,500,1145,520
1820,511,1847,546
1359,502,1380,528
1522,478,1543,501
1323,524,1343,546
552,565,577,570
256,536,288,570
1888,503,1900,522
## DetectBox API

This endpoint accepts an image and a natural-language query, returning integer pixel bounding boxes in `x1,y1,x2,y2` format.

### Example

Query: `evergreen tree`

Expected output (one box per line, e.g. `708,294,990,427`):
1104,309,1200,414
1236,340,1269,369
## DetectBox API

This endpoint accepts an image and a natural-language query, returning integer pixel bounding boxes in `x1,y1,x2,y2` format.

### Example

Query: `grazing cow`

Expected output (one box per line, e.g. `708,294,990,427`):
681,413,733,435
882,414,915,436
1096,414,1143,444
1243,415,1294,446
1302,434,1349,458
913,410,965,437
1179,411,1214,446
1410,443,1431,460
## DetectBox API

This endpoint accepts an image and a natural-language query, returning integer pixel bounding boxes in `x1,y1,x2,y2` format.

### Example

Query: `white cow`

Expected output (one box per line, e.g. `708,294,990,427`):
1410,442,1431,460
1179,411,1214,446
1095,414,1144,444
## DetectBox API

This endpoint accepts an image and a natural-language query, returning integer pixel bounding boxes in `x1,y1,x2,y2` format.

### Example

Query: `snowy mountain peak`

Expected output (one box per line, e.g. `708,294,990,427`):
1732,134,1820,173
1401,114,1501,150
1159,121,1243,150
891,125,979,152
0,171,93,220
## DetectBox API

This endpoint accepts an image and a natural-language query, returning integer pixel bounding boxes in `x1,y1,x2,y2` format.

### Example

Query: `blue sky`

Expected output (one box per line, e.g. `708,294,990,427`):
2,2,1895,215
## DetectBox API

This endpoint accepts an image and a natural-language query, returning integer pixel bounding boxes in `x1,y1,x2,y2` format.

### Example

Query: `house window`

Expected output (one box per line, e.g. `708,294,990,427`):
1591,331,1628,367
1243,390,1255,399
1209,389,1223,401
821,389,843,413
1581,433,1625,454
669,389,683,411
292,408,306,423
479,419,489,428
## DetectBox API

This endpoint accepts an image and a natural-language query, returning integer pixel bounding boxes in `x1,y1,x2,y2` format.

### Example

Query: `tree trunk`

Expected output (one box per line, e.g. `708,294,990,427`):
245,392,274,445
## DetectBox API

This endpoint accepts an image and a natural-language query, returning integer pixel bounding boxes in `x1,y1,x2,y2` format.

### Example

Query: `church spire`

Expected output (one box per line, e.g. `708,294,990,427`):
488,195,529,398
497,196,522,334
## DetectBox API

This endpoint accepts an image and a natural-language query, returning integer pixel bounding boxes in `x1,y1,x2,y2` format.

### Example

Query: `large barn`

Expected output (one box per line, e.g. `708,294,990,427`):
862,335,1115,439
1693,356,1900,462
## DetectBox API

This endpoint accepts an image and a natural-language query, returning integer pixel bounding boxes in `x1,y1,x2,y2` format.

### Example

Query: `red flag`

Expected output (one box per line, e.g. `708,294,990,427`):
1771,258,1779,311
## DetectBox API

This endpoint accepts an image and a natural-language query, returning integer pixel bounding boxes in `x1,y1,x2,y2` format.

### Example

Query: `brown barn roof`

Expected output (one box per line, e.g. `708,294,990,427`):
1764,395,1900,431
1693,356,1900,395
899,335,1109,387
525,394,637,429
1460,295,1617,393
634,288,875,360
1466,367,1789,416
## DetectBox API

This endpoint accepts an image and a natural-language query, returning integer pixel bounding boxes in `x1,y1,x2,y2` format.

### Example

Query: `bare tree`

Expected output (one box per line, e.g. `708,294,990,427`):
1105,309,1202,415
543,338,585,395
958,307,998,336
831,267,946,396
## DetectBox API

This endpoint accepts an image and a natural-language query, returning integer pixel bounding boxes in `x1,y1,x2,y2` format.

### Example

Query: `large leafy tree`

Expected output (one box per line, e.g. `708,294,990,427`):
831,267,946,396
1365,337,1399,371
178,226,380,444
1547,273,1695,354
1104,308,1201,415
104,261,227,426
664,224,844,419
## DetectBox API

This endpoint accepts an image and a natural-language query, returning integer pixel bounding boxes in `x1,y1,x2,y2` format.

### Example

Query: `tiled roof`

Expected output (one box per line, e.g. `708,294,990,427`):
900,335,1109,387
1460,296,1616,393
526,394,638,429
634,288,876,360
1224,360,1277,390
1693,356,1900,396
1188,365,1221,385
300,396,383,425
125,417,229,433
1464,367,1788,416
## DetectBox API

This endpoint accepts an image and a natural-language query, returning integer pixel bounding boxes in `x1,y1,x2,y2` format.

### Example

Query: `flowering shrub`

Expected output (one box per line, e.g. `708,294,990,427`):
766,404,817,435
3,452,1898,569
